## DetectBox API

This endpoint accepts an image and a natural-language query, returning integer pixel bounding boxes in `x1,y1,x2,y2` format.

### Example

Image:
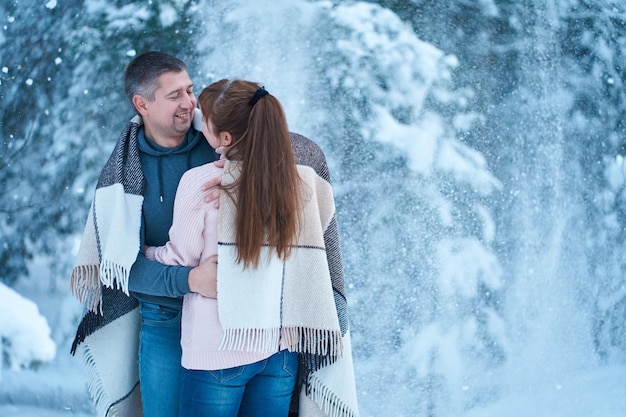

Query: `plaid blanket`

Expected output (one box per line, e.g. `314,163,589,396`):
69,114,146,417
287,134,359,417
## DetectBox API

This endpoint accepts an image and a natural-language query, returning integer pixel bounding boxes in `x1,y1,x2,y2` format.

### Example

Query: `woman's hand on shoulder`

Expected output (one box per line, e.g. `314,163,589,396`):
202,173,223,207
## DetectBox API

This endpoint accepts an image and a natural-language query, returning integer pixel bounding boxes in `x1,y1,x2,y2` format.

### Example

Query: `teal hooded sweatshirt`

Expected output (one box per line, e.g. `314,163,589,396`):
128,126,218,309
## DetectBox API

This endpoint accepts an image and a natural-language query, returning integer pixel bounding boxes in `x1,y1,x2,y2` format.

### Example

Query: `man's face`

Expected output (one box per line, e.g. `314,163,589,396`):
140,70,196,146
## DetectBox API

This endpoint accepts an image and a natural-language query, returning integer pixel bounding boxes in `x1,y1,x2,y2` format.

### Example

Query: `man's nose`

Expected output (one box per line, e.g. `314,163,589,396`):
181,92,194,108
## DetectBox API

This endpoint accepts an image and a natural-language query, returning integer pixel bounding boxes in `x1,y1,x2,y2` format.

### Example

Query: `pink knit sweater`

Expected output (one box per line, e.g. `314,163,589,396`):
147,161,283,370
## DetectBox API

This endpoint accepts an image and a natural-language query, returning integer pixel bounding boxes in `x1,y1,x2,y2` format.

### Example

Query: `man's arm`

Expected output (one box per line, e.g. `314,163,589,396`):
129,252,191,297
129,216,210,298
129,251,218,298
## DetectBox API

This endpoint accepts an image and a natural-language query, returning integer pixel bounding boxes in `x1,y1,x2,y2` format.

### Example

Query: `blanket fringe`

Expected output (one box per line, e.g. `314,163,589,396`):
69,265,103,314
219,328,281,352
99,260,131,295
308,373,359,417
282,327,344,358
69,261,131,315
78,344,113,417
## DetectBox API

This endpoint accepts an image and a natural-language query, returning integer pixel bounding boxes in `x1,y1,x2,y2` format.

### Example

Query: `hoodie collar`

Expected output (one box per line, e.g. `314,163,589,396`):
137,126,199,203
137,127,201,156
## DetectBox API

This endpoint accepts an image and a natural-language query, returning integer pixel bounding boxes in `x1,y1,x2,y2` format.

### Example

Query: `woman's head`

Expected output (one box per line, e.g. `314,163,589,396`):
198,79,300,268
198,80,285,159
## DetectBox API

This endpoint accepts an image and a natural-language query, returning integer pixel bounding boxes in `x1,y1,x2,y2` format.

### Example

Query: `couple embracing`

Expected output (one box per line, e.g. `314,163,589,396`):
70,51,359,417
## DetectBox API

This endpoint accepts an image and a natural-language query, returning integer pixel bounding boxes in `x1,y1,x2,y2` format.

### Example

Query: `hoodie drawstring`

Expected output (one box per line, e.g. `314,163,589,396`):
158,156,164,203
157,152,192,203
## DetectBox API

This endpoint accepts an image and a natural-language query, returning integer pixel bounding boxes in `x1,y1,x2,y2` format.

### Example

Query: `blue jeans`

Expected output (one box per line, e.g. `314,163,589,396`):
179,350,299,417
138,302,183,417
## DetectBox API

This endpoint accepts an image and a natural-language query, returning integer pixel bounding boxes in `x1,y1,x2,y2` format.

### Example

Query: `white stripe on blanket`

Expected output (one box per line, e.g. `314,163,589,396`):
307,330,359,417
217,245,284,352
94,184,143,294
76,308,142,417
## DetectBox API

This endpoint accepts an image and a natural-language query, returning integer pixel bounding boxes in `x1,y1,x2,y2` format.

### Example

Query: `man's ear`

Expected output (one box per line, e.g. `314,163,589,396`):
132,95,149,116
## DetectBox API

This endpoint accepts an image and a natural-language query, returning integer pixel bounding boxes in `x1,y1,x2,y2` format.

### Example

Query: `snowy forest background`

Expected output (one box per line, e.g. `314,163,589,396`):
2,0,626,416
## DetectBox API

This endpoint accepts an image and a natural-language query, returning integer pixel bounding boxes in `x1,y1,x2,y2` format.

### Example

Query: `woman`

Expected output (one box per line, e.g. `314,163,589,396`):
147,79,359,417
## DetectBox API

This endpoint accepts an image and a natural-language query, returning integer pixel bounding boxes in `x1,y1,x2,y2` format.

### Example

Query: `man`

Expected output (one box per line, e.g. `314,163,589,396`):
70,51,218,417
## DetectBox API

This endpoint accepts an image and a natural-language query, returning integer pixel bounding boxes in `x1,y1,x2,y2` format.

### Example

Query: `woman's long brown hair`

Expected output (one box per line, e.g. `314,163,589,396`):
198,79,300,269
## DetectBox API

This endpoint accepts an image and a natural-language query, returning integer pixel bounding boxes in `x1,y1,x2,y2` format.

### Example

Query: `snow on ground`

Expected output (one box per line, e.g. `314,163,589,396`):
462,365,626,417
0,283,56,376
0,281,96,417
0,362,95,417
2,271,625,416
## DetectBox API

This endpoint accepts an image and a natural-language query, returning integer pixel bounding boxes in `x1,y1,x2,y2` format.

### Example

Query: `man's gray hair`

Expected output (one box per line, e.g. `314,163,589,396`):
124,51,188,104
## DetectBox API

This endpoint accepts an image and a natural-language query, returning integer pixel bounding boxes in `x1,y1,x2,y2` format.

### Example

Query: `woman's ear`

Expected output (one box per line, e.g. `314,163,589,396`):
222,132,233,147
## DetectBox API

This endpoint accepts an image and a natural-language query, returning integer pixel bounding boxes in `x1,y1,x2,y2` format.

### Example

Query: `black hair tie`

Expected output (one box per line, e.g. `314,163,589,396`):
250,86,269,106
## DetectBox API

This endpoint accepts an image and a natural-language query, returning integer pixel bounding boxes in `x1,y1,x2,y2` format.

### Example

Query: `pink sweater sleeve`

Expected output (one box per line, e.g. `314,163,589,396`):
153,164,221,267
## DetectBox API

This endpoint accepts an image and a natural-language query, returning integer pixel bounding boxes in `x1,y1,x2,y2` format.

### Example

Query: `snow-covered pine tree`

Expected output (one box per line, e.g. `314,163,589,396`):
307,3,504,415
0,0,203,289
